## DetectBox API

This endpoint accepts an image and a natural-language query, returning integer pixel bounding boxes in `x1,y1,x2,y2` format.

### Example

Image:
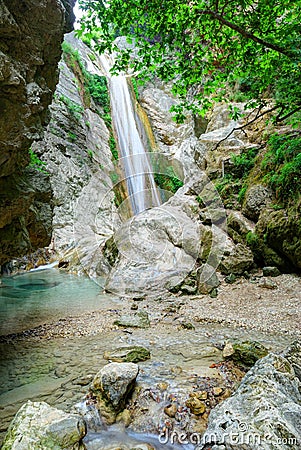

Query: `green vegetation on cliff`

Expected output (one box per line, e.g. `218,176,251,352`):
61,40,119,162
77,0,301,126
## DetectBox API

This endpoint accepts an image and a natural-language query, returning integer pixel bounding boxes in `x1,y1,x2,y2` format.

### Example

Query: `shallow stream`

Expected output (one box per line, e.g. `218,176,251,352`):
0,269,293,448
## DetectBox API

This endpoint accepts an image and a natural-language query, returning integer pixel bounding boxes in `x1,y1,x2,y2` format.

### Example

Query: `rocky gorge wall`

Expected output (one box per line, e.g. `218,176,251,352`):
0,0,76,268
2,19,299,285
31,33,121,278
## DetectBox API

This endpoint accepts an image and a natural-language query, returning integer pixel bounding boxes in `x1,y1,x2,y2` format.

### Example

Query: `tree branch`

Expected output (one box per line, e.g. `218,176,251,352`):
196,9,292,58
276,105,301,123
213,105,279,150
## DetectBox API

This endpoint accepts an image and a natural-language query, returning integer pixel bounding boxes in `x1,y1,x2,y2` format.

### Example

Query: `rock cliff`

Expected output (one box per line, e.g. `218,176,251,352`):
0,0,75,267
32,33,120,278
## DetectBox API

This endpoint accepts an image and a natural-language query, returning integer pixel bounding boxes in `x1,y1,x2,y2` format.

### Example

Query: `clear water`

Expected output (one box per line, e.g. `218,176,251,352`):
0,268,109,336
0,269,293,448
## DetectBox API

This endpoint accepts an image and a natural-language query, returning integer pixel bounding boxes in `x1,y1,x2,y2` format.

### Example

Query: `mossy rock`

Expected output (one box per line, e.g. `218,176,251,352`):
223,340,268,367
104,346,151,363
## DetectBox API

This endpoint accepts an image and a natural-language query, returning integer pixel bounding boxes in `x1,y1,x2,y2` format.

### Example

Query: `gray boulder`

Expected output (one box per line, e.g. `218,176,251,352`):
242,184,273,221
198,342,301,449
2,400,86,450
92,362,139,419
197,264,220,294
219,243,254,275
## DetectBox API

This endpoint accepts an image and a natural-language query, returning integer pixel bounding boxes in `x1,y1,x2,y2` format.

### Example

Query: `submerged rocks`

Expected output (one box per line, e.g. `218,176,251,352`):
199,342,301,449
91,362,139,423
113,311,150,329
2,400,86,450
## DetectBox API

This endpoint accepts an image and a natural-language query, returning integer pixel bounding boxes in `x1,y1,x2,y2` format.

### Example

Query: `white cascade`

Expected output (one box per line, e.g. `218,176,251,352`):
99,54,161,215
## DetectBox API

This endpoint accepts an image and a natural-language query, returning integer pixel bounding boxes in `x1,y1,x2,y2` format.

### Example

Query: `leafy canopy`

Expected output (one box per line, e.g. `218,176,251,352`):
77,0,301,123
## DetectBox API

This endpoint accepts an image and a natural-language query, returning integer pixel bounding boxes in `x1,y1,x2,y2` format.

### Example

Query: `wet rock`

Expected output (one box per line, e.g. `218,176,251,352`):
114,311,150,328
259,277,278,289
104,346,151,363
262,266,281,277
223,340,268,367
2,400,86,450
164,403,178,418
197,264,220,294
199,342,301,450
92,362,139,419
186,396,206,415
242,184,273,221
219,243,254,275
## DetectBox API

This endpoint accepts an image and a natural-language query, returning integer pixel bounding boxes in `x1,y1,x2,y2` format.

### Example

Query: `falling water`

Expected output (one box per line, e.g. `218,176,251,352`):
99,55,161,215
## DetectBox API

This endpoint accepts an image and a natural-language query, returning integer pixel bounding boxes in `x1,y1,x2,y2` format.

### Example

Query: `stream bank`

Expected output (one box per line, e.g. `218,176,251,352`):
1,268,300,447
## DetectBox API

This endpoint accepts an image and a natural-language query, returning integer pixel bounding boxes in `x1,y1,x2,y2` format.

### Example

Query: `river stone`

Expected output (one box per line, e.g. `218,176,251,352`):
2,400,86,450
219,243,254,275
104,346,151,363
113,311,150,328
262,266,281,277
197,264,220,294
223,340,268,367
198,342,301,450
242,184,273,221
92,362,139,412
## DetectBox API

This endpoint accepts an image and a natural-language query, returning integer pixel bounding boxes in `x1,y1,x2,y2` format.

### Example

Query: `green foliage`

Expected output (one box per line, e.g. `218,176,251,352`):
131,78,139,101
109,135,119,160
28,149,49,174
261,133,301,201
88,52,96,61
87,149,94,159
58,94,84,120
110,171,119,184
230,147,258,178
61,40,118,162
77,0,301,125
68,131,77,142
154,166,184,194
87,74,111,113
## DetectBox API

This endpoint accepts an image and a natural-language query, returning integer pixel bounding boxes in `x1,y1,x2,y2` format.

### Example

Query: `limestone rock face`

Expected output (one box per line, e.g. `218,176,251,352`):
2,400,86,450
105,197,201,295
33,33,121,276
199,342,301,450
0,0,75,266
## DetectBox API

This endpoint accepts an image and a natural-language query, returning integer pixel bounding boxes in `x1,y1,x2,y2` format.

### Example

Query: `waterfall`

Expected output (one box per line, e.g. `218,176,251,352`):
99,55,161,215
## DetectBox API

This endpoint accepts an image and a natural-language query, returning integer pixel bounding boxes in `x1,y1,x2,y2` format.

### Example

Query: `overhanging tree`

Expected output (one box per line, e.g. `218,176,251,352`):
77,0,301,124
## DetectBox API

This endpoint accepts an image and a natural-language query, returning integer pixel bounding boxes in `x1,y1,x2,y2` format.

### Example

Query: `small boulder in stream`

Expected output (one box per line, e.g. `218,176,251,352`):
2,400,86,450
91,362,139,424
222,340,268,367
